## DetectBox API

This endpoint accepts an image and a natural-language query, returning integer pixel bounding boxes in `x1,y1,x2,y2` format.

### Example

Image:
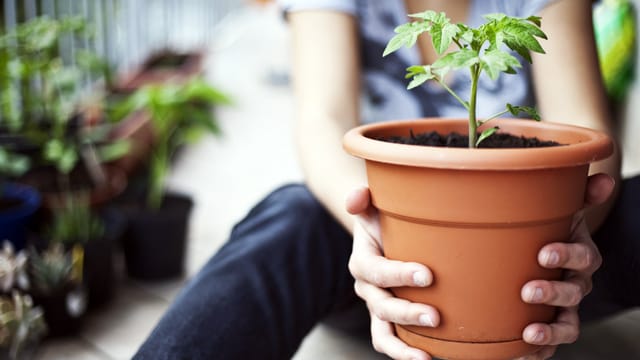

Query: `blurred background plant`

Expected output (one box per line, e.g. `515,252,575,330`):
112,78,230,209
0,241,28,294
0,292,47,360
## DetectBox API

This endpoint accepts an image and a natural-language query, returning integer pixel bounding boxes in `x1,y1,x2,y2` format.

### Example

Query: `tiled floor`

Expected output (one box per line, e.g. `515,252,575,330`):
35,4,640,359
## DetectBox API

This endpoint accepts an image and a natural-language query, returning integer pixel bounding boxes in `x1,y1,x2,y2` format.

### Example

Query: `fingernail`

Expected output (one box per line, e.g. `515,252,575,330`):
419,313,435,327
532,330,544,343
413,271,428,287
544,251,560,266
526,287,544,302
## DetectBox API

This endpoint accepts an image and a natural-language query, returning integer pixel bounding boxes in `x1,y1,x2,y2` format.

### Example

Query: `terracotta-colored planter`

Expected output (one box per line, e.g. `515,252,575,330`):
343,118,613,360
112,49,205,94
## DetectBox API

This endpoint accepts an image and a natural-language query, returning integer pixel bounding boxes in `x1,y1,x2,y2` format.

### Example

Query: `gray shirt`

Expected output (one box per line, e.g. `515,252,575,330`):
280,0,553,123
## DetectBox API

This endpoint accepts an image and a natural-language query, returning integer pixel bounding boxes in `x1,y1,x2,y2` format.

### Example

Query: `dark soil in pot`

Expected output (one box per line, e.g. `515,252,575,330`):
380,130,561,148
122,192,193,280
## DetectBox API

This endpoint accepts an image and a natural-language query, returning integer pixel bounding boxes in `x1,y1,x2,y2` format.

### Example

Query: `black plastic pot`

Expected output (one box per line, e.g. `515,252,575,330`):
83,208,126,308
31,285,86,338
123,192,193,280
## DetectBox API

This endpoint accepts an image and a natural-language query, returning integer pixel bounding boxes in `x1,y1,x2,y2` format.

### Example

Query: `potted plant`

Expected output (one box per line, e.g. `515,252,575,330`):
28,243,86,337
114,78,230,280
47,194,125,308
0,149,40,250
0,15,128,210
112,49,205,94
0,241,47,359
342,11,613,360
0,292,47,360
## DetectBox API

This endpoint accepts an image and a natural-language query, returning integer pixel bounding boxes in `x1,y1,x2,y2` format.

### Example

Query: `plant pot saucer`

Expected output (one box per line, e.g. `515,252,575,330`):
396,325,538,360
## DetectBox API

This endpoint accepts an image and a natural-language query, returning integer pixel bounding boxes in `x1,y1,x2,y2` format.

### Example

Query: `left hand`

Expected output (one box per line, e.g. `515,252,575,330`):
516,173,615,359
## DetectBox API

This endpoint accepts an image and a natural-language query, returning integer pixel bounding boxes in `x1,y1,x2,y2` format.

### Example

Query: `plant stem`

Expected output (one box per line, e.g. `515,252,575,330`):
436,78,469,110
468,65,480,148
482,109,510,124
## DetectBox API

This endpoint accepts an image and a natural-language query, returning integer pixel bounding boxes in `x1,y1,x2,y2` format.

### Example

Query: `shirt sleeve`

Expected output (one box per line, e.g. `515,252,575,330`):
277,0,357,15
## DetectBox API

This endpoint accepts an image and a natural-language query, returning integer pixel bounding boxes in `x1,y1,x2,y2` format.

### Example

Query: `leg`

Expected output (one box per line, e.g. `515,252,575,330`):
134,184,364,359
581,175,640,322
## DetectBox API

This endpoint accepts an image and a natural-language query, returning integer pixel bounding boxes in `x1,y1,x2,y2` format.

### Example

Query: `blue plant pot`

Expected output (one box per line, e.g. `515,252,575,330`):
0,183,41,250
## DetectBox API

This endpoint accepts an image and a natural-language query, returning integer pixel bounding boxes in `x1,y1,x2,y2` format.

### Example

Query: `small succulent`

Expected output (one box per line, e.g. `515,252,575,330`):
0,242,29,293
29,244,76,295
0,292,47,359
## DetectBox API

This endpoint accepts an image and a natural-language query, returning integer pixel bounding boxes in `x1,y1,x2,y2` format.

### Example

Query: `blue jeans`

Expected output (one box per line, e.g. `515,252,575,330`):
135,178,640,359
134,184,367,360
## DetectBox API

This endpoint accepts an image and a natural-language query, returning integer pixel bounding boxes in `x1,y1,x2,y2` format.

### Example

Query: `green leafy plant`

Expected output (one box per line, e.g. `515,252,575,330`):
113,78,231,209
0,292,47,359
28,244,76,295
49,195,104,247
0,15,125,179
384,11,547,148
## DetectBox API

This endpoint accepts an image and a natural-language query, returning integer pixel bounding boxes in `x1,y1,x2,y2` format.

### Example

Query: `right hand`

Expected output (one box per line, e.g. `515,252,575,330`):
346,186,440,360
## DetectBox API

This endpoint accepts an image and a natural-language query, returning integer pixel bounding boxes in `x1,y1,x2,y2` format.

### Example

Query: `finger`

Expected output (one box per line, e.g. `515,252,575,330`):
538,242,601,274
523,307,580,346
584,173,615,207
522,276,591,306
354,280,440,327
345,186,372,215
515,346,557,360
349,222,432,288
370,314,431,360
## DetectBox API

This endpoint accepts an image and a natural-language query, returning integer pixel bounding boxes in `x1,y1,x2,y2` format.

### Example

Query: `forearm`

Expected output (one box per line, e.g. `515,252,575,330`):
289,11,363,232
533,0,622,232
297,114,366,232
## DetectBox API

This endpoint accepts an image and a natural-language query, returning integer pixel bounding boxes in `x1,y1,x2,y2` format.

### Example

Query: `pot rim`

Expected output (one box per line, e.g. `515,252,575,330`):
343,118,614,170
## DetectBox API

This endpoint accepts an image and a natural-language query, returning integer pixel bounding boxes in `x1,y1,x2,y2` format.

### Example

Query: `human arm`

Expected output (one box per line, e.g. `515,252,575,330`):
531,0,621,231
515,1,621,358
289,9,438,360
289,10,365,231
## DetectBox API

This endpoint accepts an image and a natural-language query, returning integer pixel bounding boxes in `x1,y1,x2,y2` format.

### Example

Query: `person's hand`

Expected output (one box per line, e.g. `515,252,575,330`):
346,186,438,360
516,173,615,360
346,173,614,360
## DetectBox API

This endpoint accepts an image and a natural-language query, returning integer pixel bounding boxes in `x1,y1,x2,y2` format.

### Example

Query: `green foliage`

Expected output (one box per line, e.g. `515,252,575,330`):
0,292,47,357
384,11,548,148
0,147,30,178
0,15,113,176
49,196,104,246
112,78,231,210
28,244,74,295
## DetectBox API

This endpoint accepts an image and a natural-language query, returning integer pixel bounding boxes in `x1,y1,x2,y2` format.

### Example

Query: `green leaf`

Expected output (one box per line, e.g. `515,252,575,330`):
96,140,131,162
431,22,459,54
405,66,435,89
526,15,542,27
408,10,440,22
506,104,541,120
433,49,479,70
408,73,433,89
383,22,428,57
480,49,521,80
0,147,30,177
476,126,499,147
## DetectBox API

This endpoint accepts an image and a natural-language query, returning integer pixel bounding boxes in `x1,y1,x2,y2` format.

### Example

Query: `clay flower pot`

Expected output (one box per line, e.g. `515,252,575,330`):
343,118,613,360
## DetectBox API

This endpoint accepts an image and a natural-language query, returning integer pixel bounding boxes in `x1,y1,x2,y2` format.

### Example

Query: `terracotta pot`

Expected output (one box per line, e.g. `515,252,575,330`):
112,49,205,93
343,118,613,360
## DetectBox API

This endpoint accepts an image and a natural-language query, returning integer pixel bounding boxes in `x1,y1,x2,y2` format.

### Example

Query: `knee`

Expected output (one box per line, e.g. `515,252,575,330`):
257,183,328,223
